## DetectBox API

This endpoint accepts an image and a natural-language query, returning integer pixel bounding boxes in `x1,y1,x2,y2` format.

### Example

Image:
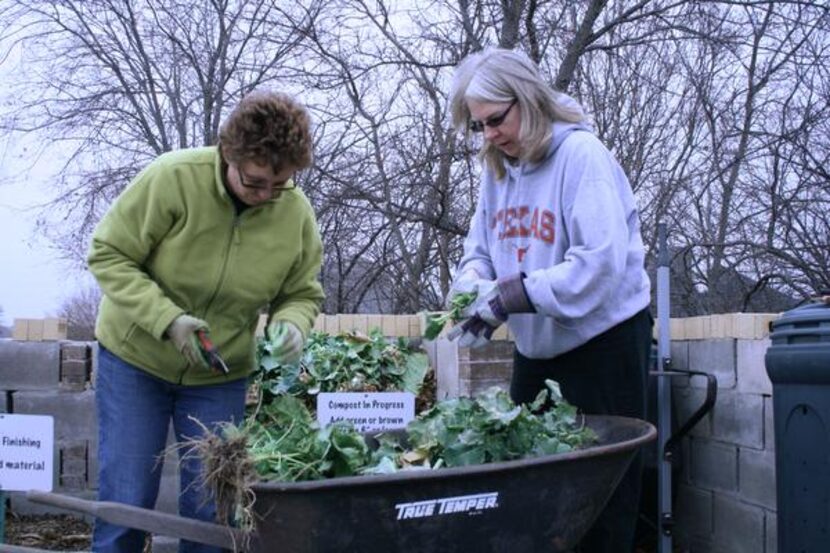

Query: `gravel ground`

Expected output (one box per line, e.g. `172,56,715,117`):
3,513,92,551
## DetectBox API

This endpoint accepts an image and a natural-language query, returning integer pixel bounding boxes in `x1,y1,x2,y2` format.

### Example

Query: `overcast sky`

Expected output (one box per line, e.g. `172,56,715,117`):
0,134,88,327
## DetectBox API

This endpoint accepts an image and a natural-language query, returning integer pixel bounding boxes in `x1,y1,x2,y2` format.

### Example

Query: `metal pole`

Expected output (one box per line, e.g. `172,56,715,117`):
656,223,673,553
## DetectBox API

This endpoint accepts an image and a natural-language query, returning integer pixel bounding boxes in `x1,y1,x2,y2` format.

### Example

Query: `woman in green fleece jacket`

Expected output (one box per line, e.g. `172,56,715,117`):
87,91,325,553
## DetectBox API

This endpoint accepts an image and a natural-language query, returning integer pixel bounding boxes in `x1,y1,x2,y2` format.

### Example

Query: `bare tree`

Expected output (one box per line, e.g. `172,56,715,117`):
2,0,827,317
57,284,102,341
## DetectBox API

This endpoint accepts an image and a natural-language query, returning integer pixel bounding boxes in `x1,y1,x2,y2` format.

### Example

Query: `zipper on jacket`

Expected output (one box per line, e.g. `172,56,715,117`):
176,212,242,384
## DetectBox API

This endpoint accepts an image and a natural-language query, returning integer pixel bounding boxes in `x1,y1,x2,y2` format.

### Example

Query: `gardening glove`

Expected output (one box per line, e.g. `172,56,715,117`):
444,269,482,309
446,316,496,349
460,274,536,325
266,320,305,366
166,314,210,369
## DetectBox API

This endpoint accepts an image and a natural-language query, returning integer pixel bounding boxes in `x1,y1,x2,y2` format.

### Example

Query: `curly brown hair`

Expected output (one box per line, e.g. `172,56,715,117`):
218,91,313,172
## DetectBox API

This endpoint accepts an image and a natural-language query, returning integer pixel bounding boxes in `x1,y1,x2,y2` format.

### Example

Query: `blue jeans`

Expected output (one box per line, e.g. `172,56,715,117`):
93,346,247,553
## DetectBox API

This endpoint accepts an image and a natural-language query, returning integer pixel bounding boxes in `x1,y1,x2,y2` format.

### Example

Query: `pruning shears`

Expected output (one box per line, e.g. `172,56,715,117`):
196,329,230,375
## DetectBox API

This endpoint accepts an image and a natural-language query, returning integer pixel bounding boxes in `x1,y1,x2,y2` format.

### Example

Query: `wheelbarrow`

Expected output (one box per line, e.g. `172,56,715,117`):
8,414,654,553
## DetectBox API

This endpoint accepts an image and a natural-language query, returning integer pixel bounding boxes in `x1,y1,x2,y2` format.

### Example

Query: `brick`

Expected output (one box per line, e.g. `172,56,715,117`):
0,341,61,389
713,494,765,553
352,315,369,335
711,391,763,449
688,339,736,389
366,315,382,334
381,315,397,336
27,319,44,341
43,318,68,341
395,316,411,337
12,319,29,340
739,447,776,510
326,314,341,334
691,439,737,492
13,389,97,443
736,339,772,395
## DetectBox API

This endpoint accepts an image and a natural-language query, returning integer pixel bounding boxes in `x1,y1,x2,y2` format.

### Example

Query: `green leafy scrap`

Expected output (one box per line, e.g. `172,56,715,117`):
235,379,596,482
423,291,478,340
253,328,430,414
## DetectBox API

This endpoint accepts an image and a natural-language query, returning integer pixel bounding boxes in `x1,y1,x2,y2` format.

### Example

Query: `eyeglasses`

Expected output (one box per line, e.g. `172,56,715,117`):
469,99,517,133
235,166,296,192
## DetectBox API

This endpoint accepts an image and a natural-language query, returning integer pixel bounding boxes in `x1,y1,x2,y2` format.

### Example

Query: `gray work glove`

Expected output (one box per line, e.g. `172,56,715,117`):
266,320,305,366
166,314,210,369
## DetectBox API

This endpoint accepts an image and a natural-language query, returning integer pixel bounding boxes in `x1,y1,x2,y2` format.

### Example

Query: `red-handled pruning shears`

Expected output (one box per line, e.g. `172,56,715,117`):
196,329,230,375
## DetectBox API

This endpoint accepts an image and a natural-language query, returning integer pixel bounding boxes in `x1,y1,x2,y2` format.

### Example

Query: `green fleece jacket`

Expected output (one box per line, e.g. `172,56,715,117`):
88,146,325,385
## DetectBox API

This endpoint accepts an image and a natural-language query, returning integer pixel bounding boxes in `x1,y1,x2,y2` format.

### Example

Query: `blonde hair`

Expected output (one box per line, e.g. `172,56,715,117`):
449,47,586,179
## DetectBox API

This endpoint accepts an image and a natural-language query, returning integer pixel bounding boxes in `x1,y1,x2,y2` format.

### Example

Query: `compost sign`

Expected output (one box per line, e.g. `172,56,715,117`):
0,413,54,491
317,392,414,432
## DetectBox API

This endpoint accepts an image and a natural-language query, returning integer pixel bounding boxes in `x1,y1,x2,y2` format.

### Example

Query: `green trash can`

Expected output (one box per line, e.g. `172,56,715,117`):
765,301,830,553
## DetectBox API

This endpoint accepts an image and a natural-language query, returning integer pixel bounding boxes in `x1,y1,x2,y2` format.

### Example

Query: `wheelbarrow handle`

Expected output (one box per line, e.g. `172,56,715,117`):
25,491,246,550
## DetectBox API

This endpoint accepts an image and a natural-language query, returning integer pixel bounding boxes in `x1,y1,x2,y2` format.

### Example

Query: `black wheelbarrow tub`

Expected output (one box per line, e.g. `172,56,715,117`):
247,414,655,553
19,415,653,553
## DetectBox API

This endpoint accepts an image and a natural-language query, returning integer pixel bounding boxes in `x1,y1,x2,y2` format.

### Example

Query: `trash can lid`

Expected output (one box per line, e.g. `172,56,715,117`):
769,301,830,344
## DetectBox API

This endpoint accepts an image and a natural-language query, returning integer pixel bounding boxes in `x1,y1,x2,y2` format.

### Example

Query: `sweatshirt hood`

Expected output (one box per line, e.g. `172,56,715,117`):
504,94,592,180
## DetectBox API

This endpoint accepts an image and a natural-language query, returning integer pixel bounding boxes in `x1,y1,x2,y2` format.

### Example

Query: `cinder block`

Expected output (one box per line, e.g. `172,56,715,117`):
691,439,738,492
673,386,712,438
711,390,763,449
463,378,509,398
764,396,775,452
1,390,8,412
736,339,772,395
312,314,324,332
713,494,765,553
0,341,61,389
739,447,776,510
669,341,690,390
688,339,736,389
675,484,714,542
766,511,777,553
13,389,97,443
409,316,420,338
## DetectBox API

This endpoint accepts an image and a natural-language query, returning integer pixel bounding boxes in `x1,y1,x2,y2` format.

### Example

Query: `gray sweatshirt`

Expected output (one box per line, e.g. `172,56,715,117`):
456,121,651,358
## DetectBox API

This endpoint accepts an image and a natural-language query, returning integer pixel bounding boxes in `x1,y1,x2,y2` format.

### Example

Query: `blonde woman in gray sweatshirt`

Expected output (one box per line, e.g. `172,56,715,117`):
446,47,652,553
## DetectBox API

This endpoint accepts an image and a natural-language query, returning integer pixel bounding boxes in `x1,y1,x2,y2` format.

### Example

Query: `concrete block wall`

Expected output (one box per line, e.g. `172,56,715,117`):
2,313,783,553
434,313,782,553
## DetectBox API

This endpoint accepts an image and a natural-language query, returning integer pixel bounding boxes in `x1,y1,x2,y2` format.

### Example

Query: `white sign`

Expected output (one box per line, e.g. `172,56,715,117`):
317,392,415,433
0,414,54,492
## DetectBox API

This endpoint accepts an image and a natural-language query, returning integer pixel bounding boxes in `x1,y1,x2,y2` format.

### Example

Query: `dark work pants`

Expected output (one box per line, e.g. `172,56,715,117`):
510,308,652,553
